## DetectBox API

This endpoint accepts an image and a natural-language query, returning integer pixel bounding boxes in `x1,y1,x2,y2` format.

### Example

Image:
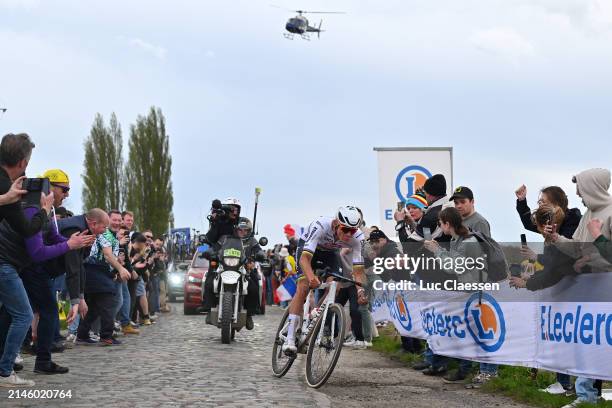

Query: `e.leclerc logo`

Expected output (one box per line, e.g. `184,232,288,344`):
395,165,432,202
420,292,506,353
392,293,412,331
464,293,506,352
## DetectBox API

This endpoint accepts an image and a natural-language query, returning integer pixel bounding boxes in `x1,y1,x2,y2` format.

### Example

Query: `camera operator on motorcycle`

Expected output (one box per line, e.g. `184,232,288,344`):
202,198,262,330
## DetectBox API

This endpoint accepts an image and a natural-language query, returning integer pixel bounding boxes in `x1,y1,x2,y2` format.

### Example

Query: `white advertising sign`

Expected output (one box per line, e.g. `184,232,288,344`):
374,147,453,238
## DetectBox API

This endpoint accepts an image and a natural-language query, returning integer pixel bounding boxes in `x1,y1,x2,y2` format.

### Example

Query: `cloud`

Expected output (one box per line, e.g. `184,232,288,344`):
470,27,535,65
0,0,39,10
126,37,167,60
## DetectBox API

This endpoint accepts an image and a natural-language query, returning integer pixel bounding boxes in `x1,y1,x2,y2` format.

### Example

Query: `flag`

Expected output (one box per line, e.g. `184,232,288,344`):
276,274,298,302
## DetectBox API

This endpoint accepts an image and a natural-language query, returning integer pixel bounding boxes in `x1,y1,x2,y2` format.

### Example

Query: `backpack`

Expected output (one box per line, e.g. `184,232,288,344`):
471,231,509,282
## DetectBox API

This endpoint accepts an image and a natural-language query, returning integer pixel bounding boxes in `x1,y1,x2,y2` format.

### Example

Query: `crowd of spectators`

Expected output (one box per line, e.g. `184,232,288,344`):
0,133,170,387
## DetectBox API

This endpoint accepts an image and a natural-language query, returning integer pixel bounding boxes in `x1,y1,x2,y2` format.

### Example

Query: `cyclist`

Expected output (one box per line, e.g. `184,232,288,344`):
282,206,366,356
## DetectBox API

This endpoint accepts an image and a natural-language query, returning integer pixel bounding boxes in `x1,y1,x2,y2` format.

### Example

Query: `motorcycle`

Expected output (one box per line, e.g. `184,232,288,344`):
203,235,267,344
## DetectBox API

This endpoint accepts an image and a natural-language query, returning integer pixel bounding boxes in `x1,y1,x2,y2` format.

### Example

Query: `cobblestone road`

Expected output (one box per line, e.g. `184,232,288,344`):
2,305,528,408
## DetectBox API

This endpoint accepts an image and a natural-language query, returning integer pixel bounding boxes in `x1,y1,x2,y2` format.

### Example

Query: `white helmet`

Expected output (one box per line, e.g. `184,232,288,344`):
222,197,241,209
336,205,362,228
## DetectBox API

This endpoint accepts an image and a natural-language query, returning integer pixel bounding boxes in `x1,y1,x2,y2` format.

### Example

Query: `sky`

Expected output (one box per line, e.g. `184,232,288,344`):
1,0,611,246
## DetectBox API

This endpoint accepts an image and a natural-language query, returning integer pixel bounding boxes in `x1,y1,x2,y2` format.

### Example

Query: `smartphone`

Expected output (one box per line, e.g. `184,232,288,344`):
423,227,432,241
397,201,405,212
509,263,522,277
520,234,527,247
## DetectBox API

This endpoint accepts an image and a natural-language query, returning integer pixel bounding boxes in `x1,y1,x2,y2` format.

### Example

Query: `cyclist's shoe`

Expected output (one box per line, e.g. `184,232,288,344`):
282,342,297,356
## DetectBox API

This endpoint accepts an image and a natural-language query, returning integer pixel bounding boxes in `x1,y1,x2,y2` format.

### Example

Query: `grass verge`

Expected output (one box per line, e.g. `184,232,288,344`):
371,326,612,408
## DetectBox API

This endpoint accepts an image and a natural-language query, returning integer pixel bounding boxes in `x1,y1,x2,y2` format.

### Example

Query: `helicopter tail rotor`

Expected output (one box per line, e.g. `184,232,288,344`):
318,19,323,39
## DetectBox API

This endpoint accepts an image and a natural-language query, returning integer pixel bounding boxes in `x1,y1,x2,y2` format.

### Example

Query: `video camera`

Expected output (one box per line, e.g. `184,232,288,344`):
21,178,50,208
209,199,235,221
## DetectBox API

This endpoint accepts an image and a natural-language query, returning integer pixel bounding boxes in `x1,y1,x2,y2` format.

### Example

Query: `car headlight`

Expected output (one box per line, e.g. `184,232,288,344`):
224,257,239,267
170,274,182,285
188,275,202,283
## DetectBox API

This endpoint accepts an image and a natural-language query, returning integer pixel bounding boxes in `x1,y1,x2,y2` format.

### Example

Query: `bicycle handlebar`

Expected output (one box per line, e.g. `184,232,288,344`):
317,268,363,287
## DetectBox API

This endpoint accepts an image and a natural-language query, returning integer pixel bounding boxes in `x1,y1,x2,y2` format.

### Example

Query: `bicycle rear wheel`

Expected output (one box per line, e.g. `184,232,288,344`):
271,308,296,377
305,303,345,388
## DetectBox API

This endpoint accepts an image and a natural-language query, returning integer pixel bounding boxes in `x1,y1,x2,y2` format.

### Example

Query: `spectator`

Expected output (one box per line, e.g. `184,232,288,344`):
155,237,171,313
129,233,152,326
546,169,612,408
283,224,299,256
59,209,109,343
422,207,486,378
394,191,428,241
121,210,135,232
147,233,164,319
117,227,139,335
339,247,367,350
76,213,130,346
515,185,581,238
18,169,94,374
278,247,295,309
0,133,55,387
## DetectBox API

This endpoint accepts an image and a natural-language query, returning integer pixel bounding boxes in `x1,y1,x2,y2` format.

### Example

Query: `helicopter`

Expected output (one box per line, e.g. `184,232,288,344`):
272,6,346,40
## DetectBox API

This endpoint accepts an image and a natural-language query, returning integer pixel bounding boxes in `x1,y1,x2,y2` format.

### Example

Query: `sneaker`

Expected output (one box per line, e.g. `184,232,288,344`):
443,370,468,383
344,333,355,343
122,325,140,335
0,372,35,387
142,319,152,326
99,338,122,346
561,399,588,408
465,372,496,389
422,366,447,376
564,385,576,397
113,321,121,331
150,314,158,321
65,334,77,344
282,342,297,356
540,381,566,395
75,337,99,346
364,341,373,348
343,340,367,349
34,361,69,375
88,332,100,341
129,321,140,328
412,360,431,371
14,354,24,365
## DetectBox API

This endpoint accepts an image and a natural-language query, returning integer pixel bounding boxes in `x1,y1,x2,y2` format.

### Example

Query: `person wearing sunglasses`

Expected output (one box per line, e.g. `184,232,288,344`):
40,169,70,211
282,205,366,356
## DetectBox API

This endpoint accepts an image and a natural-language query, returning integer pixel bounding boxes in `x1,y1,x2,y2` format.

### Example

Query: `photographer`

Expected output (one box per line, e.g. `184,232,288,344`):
129,232,152,326
202,198,241,314
0,134,65,387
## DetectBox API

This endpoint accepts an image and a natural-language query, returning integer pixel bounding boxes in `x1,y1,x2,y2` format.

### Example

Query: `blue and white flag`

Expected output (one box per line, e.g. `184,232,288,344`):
276,275,298,302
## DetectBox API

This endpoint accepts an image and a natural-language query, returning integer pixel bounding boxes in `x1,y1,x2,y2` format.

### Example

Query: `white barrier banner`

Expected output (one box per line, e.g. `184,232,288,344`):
371,274,612,380
373,147,453,238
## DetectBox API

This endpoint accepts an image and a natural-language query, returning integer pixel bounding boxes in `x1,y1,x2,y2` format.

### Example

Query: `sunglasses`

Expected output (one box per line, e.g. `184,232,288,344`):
340,226,358,235
51,183,70,193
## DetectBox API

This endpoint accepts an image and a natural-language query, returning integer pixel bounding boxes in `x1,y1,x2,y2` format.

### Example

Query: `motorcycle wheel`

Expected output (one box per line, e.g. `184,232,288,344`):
221,286,234,344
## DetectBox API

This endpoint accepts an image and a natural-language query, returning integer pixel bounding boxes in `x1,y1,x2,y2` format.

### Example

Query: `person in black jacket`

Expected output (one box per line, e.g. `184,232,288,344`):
515,184,581,238
0,133,54,387
202,198,241,314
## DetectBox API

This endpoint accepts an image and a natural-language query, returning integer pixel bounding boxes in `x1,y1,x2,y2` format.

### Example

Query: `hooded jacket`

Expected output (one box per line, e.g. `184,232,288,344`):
555,168,612,272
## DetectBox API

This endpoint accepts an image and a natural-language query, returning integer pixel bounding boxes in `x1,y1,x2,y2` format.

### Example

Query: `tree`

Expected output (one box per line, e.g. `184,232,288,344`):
82,113,124,211
125,107,173,236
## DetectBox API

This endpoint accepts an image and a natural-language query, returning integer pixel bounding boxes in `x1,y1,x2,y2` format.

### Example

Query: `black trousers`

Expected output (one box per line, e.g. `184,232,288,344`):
77,293,116,340
20,268,57,363
336,285,363,341
203,269,259,316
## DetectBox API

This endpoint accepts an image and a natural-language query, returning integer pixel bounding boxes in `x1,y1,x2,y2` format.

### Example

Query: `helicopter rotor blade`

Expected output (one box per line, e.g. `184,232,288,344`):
297,11,346,14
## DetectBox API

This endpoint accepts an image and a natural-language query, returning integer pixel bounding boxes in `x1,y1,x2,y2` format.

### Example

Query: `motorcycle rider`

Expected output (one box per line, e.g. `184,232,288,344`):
202,198,241,316
203,199,262,330
235,217,266,327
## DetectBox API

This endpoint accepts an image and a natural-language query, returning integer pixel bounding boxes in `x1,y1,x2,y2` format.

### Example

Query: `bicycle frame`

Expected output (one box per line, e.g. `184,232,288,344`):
298,280,338,350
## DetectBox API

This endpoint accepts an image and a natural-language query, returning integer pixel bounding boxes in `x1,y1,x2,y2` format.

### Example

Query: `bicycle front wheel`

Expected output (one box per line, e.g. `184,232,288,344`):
271,308,296,377
305,303,346,388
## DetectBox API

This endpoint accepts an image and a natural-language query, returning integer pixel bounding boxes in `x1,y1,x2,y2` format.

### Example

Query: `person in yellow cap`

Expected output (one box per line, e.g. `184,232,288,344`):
41,169,70,209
